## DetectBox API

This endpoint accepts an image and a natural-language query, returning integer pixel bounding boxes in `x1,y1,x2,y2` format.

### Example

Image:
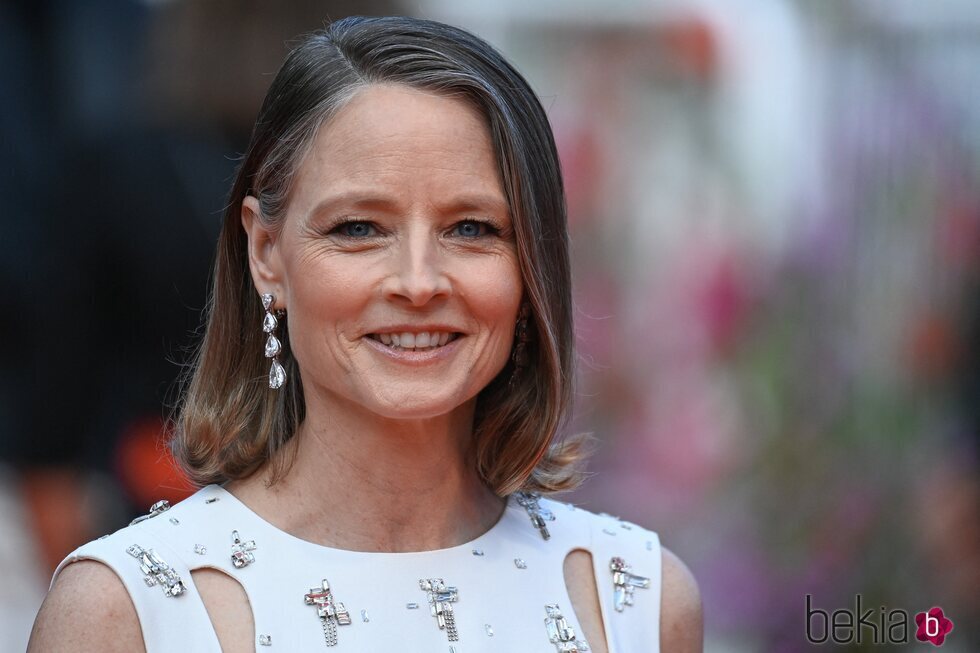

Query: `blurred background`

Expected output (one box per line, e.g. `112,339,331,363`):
3,0,978,650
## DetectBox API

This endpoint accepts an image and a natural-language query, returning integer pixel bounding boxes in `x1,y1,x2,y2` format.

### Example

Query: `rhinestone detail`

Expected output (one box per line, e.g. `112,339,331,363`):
230,530,257,568
126,544,186,597
129,500,171,526
514,491,555,540
304,579,351,647
610,556,651,611
420,578,459,642
544,604,589,652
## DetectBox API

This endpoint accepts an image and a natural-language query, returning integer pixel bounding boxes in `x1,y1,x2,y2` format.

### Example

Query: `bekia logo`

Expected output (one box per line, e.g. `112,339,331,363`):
914,607,954,646
806,595,954,646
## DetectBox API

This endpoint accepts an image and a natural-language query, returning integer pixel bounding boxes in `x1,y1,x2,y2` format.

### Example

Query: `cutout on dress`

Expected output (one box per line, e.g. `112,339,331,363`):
563,548,610,653
191,567,256,653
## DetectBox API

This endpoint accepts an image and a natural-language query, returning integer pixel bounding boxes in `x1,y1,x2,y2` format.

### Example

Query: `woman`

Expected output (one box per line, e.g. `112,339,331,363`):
30,16,701,652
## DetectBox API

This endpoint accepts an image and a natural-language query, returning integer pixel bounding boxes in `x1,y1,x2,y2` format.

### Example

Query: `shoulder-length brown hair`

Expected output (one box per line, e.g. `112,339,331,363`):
171,16,588,496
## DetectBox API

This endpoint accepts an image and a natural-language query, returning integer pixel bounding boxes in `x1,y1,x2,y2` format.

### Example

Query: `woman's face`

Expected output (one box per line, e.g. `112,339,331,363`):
244,84,522,420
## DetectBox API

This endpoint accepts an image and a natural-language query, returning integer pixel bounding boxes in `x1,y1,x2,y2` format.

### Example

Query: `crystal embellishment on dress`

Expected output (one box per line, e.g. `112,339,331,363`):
169,517,180,526
602,527,616,536
514,491,555,540
361,609,369,622
514,558,528,569
406,602,419,609
544,604,589,652
304,579,351,647
205,497,219,504
610,556,651,612
485,624,494,637
230,530,256,568
129,499,171,525
258,634,272,646
472,549,484,556
420,577,460,642
194,544,207,555
126,544,186,597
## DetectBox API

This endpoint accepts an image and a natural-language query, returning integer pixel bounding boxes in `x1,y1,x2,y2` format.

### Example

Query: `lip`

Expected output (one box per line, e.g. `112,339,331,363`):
362,332,464,364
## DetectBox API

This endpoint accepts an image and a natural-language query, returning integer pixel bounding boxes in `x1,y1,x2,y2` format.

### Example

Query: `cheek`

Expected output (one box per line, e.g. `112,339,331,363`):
285,249,372,312
465,257,523,338
282,258,370,355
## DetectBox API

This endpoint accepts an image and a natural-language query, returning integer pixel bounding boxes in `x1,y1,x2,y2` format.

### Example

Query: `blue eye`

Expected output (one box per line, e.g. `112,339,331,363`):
333,221,376,238
454,220,493,238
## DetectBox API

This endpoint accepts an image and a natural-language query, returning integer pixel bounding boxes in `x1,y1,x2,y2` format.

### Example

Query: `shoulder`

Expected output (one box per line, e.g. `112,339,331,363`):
537,496,701,650
29,559,145,653
536,494,659,555
659,545,703,652
29,487,221,653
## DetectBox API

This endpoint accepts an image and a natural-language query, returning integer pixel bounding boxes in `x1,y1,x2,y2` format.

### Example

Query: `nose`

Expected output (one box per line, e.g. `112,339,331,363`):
381,227,452,306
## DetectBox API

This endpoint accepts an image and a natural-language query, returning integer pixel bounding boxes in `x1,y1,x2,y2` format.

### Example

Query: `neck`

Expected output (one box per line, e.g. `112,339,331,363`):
226,392,506,553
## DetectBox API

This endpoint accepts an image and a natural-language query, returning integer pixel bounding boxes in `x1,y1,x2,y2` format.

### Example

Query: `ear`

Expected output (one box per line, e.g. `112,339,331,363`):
241,196,285,298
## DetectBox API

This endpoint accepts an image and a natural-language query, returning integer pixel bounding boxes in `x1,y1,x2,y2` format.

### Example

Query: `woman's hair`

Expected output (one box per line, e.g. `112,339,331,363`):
171,15,588,496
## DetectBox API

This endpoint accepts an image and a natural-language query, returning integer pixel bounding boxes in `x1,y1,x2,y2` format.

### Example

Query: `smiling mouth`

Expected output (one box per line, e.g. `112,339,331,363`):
366,331,461,352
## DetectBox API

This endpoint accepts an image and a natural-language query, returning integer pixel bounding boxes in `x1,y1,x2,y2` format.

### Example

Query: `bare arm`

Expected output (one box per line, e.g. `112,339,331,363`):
659,545,704,652
28,560,146,653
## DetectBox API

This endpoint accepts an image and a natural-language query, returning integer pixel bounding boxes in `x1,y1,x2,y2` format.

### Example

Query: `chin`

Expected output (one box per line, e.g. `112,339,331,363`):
359,387,479,421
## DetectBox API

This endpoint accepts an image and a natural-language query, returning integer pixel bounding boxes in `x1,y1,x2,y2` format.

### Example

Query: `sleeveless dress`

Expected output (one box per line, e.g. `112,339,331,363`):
52,485,662,652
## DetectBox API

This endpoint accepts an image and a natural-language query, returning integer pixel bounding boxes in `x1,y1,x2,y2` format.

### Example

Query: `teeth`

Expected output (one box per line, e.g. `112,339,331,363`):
370,331,457,351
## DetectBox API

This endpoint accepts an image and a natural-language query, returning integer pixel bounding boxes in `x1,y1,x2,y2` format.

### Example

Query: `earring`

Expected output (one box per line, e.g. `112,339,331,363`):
509,303,532,387
261,293,286,389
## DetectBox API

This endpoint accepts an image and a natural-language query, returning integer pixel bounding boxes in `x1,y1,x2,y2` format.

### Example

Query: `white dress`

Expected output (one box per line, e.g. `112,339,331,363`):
52,485,662,652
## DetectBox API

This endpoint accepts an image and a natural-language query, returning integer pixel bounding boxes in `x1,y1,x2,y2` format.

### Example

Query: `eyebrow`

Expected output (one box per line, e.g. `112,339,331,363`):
307,190,511,220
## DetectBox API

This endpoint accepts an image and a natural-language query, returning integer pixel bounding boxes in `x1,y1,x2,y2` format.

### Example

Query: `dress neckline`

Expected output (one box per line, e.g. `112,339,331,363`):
207,484,517,558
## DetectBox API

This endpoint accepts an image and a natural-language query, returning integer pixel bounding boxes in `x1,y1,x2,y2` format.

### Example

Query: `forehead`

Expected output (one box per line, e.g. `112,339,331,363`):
322,84,491,150
288,84,506,214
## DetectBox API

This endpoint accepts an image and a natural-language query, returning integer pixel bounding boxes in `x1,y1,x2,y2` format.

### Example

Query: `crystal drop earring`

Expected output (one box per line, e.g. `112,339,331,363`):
261,293,286,389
